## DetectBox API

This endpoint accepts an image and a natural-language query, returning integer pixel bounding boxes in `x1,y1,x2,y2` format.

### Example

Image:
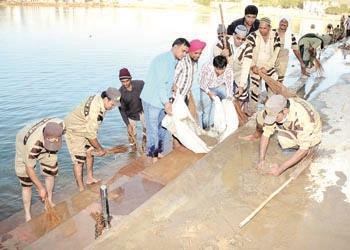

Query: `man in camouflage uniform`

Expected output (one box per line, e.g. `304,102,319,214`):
256,95,321,176
64,87,121,191
15,118,64,221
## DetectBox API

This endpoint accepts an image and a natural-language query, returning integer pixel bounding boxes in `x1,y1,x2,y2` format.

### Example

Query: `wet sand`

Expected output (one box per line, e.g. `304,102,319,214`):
1,42,349,249
0,150,204,249
87,48,350,249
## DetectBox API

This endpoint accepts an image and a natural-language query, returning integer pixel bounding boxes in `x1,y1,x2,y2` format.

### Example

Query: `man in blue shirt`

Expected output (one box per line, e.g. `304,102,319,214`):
141,38,190,163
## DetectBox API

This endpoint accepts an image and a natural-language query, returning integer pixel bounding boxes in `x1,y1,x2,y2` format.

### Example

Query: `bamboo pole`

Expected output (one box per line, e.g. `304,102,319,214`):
239,149,317,228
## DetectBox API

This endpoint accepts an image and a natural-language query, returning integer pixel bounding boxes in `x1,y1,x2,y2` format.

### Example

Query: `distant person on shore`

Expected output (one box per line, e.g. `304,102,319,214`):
298,24,324,68
274,18,308,83
64,87,121,191
340,15,345,35
333,25,343,42
246,17,281,113
15,118,64,221
200,55,234,129
346,15,350,37
243,95,321,176
118,68,146,153
227,5,260,36
140,38,190,163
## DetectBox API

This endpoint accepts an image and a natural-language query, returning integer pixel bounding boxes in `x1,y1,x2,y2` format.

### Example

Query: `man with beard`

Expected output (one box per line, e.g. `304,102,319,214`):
246,17,281,112
274,18,308,83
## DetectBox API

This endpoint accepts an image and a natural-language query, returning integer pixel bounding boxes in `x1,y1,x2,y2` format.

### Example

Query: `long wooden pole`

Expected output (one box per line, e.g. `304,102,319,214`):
219,4,227,49
239,149,316,228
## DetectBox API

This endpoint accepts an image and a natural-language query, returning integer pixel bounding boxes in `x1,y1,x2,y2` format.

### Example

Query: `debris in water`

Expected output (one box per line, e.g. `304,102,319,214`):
44,200,61,230
90,211,106,239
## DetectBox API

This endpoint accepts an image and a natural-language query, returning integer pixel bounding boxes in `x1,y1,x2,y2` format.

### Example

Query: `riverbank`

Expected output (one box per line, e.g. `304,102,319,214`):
89,51,350,249
0,1,209,11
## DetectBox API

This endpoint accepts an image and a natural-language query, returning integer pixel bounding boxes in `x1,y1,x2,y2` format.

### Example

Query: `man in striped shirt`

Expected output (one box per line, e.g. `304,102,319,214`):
173,39,206,102
246,17,281,111
231,25,253,105
274,18,307,83
200,55,234,129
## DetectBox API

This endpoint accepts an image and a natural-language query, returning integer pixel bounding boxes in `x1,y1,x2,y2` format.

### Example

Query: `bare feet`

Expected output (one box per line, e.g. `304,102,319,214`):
268,163,283,176
86,177,101,185
25,214,31,222
239,133,261,141
47,200,56,208
256,160,265,170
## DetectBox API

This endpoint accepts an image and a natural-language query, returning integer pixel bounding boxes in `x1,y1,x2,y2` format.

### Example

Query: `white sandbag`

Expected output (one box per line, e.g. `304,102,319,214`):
213,96,226,134
219,99,239,142
162,94,213,153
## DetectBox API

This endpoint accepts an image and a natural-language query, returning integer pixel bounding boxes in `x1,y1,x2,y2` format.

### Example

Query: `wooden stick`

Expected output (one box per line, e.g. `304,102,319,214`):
259,72,296,98
219,4,227,49
91,145,128,157
239,149,316,228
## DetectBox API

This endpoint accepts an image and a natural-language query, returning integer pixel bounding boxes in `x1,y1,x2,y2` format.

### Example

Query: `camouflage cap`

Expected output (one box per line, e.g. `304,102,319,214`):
43,121,64,152
264,95,287,125
106,87,121,107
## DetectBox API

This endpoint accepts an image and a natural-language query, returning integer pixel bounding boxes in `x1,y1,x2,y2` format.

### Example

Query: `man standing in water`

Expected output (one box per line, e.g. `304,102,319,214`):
227,5,260,36
140,38,189,163
15,118,64,221
274,18,308,83
65,87,121,191
118,68,146,152
246,17,281,112
255,95,321,176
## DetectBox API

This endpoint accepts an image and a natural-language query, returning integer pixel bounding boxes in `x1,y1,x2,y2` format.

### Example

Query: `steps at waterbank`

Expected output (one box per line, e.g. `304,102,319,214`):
87,124,314,249
0,149,204,249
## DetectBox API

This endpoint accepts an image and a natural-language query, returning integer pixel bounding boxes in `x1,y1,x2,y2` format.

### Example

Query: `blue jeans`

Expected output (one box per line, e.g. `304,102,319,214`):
200,85,228,129
142,100,173,157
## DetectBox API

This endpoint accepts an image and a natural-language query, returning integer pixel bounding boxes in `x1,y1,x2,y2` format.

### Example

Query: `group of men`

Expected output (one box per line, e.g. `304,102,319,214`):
15,5,324,221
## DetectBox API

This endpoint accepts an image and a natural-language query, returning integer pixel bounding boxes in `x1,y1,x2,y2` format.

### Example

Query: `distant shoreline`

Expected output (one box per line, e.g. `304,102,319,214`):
0,1,210,11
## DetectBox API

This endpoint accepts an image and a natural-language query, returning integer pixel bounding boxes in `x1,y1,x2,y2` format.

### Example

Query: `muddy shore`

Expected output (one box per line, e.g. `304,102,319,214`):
89,77,350,249
1,40,349,249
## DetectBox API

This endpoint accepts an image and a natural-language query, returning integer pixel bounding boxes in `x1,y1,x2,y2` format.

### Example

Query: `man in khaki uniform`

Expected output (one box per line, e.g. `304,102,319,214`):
274,18,307,83
65,87,121,191
256,95,321,176
15,118,64,221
